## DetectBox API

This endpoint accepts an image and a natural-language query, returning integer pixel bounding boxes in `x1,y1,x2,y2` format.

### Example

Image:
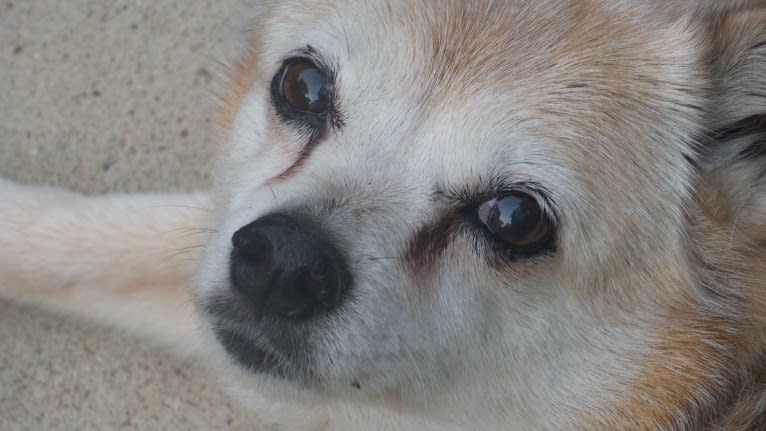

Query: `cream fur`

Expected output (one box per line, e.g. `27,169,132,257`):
1,1,766,430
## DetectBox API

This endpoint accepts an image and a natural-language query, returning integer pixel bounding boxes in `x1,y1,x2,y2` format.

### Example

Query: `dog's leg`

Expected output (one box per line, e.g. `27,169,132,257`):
0,179,212,355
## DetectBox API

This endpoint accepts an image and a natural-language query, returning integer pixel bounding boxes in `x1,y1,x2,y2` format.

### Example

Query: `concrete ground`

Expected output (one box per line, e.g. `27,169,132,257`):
0,1,269,429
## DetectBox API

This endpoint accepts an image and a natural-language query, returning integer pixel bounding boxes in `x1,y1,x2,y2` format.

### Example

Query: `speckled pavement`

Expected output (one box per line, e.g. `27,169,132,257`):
0,1,269,429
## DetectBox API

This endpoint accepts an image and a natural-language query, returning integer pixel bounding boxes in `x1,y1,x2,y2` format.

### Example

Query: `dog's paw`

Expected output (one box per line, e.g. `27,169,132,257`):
0,178,82,209
0,180,210,350
0,178,83,259
0,179,84,296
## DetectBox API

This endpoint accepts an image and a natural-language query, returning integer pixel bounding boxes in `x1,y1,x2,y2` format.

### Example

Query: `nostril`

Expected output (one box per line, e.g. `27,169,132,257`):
232,229,272,266
232,228,250,251
307,260,342,306
230,227,277,310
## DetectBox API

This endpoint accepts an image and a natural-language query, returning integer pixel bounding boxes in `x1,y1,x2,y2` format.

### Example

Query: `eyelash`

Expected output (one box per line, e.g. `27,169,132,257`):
451,183,558,260
450,180,554,213
268,52,342,136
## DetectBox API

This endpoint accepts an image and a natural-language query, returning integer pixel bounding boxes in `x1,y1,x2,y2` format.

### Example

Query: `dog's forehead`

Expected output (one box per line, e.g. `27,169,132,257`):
251,0,704,201
259,0,701,148
261,0,687,104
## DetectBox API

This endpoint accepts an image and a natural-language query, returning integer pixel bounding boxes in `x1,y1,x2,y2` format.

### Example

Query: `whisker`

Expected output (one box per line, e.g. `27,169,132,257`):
164,244,207,260
402,343,428,408
140,203,213,213
365,256,397,261
160,226,218,239
267,181,278,204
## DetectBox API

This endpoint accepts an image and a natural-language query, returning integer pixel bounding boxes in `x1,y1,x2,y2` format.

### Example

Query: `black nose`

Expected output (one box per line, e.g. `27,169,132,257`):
229,213,351,319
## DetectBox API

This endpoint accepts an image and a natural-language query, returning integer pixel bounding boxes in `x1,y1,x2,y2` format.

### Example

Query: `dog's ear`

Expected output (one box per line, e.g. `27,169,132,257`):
696,4,766,235
705,3,766,128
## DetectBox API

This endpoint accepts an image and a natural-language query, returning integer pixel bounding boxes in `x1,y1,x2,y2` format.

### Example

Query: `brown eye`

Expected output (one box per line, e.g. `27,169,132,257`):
477,192,550,248
279,59,330,115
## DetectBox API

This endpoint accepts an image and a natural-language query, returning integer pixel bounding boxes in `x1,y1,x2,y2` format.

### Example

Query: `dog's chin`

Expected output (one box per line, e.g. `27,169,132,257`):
202,309,363,399
201,321,324,398
214,350,333,409
197,291,319,380
213,349,416,420
206,326,400,408
201,313,418,411
212,324,318,386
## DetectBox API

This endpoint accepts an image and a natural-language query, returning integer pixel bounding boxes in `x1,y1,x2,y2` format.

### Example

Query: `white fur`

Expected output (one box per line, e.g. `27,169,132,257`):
2,1,765,430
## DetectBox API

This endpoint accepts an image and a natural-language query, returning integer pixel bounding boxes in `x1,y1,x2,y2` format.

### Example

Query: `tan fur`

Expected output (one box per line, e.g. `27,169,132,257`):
215,50,261,135
0,182,212,354
1,1,765,429
692,163,766,429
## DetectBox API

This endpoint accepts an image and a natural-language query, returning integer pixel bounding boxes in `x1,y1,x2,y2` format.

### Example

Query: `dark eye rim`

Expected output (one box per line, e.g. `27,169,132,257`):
269,53,342,135
458,185,558,260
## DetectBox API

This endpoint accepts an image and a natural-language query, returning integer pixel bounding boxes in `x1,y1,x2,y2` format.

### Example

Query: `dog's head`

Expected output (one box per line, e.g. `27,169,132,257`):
192,1,766,428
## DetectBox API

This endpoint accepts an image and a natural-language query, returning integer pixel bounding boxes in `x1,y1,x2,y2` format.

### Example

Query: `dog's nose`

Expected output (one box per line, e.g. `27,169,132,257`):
229,213,350,319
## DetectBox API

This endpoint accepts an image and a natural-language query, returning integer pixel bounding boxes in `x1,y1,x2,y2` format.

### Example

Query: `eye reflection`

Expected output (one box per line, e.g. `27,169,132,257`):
478,192,549,248
280,60,330,114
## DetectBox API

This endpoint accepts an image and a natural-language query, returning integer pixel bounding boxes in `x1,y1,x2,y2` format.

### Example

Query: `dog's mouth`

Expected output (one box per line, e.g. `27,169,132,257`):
212,322,319,385
201,291,323,385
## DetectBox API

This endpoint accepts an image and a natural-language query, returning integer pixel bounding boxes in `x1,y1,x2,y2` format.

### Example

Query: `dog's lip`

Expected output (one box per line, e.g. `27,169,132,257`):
212,322,318,384
213,324,289,378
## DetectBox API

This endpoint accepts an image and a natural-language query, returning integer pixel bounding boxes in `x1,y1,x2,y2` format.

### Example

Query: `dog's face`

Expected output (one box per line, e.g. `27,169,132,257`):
192,0,766,428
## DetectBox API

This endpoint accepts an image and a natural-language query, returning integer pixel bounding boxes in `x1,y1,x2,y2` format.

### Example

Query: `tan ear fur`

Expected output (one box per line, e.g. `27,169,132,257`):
698,3,766,240
691,4,766,429
706,3,766,126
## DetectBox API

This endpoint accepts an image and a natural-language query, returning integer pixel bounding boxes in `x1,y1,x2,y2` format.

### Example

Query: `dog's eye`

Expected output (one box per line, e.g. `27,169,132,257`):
278,59,330,115
477,192,551,249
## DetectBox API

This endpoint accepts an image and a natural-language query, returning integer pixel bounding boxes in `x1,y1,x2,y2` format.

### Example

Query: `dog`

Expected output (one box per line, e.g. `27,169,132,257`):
1,0,765,429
